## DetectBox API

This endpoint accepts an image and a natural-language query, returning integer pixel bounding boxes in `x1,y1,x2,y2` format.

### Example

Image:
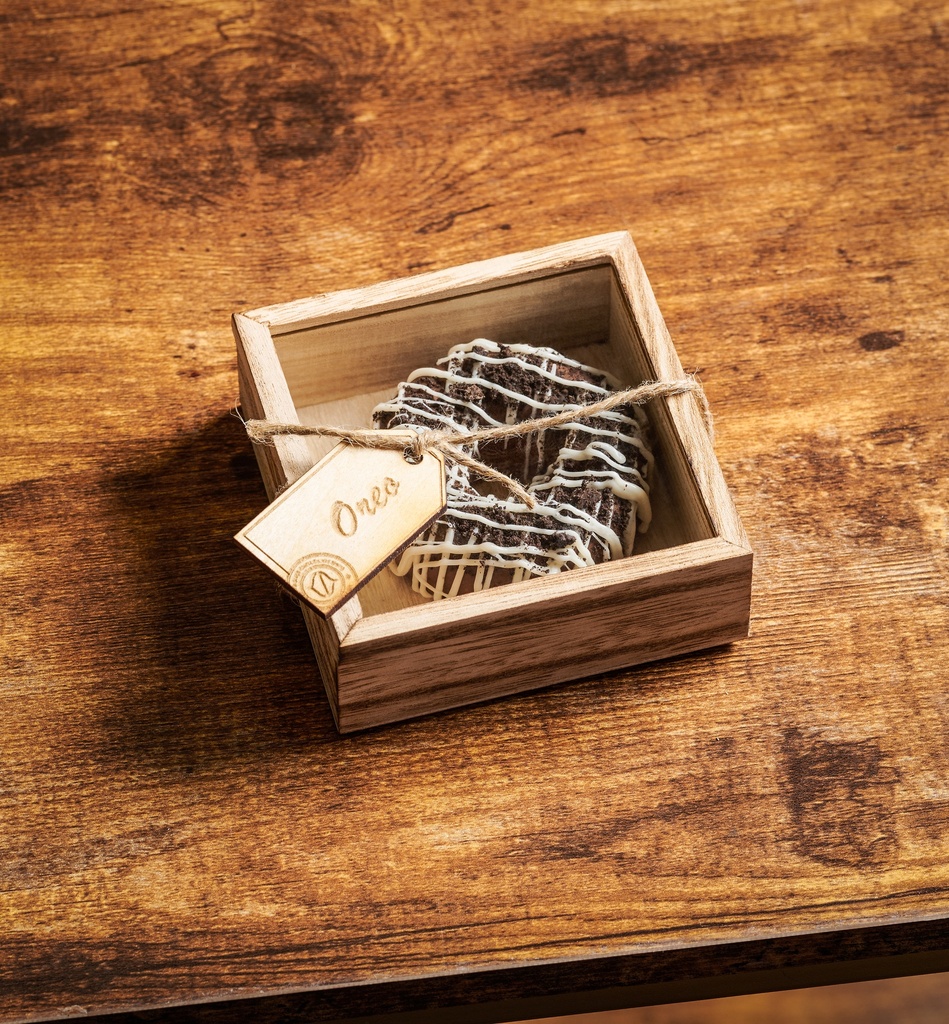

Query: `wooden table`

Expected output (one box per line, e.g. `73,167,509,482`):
3,1,947,1021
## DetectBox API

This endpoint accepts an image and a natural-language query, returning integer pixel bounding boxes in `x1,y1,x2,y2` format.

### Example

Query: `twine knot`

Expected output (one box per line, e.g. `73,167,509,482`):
404,432,426,466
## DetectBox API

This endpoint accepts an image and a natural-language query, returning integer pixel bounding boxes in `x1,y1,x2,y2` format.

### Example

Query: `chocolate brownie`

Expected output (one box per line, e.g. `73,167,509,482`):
373,339,655,600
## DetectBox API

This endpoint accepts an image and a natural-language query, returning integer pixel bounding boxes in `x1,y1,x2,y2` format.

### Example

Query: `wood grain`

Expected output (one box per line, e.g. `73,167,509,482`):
1,0,947,1020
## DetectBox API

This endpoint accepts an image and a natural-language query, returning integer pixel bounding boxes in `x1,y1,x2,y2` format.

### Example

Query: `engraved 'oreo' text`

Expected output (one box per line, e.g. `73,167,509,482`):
332,477,400,537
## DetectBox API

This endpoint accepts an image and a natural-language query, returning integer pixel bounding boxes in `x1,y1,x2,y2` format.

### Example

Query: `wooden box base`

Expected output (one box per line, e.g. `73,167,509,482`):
234,232,752,732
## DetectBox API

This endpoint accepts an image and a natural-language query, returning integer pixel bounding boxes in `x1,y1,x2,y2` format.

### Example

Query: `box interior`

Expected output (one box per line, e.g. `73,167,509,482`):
269,265,714,617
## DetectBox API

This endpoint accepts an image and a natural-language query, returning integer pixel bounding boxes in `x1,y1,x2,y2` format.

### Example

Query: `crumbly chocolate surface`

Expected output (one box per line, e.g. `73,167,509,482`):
373,339,655,600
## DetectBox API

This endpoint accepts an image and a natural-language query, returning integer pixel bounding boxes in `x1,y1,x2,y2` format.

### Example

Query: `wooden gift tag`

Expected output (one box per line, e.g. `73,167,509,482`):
236,432,447,616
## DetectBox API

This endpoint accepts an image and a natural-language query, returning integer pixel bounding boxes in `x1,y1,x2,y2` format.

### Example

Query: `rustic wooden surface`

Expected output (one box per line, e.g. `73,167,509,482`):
1,0,947,1021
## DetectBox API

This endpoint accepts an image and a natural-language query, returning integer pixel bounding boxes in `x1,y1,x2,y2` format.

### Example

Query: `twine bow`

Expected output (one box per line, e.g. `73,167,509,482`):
242,376,711,510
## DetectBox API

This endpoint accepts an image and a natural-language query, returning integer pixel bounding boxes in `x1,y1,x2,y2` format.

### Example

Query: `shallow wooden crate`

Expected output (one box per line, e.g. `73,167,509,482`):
233,232,752,732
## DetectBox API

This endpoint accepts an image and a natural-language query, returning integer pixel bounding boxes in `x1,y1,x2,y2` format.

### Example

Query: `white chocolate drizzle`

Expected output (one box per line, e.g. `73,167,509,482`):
372,339,656,600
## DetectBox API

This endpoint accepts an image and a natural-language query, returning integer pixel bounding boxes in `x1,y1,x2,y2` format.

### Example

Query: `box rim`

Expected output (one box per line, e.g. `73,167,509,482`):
242,232,632,332
235,231,751,652
340,535,751,650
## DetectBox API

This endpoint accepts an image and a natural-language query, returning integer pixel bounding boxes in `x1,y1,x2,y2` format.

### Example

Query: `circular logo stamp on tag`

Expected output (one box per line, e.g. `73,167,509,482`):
288,553,358,606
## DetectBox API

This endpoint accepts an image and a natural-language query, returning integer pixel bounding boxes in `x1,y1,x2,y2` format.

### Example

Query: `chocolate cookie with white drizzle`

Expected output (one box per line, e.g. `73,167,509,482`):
372,339,655,600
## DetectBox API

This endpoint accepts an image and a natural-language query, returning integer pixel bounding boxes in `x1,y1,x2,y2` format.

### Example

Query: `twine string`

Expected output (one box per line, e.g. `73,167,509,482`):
243,376,711,510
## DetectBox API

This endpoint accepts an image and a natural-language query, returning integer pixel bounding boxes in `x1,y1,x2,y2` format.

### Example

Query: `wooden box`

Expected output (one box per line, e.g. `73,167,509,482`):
234,232,752,732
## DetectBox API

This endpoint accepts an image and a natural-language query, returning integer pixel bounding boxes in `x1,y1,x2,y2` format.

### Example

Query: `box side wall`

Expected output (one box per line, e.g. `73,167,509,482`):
302,605,341,724
271,267,613,408
608,267,715,546
335,549,753,732
237,339,288,501
234,314,349,722
246,231,631,330
610,239,749,550
233,314,316,490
